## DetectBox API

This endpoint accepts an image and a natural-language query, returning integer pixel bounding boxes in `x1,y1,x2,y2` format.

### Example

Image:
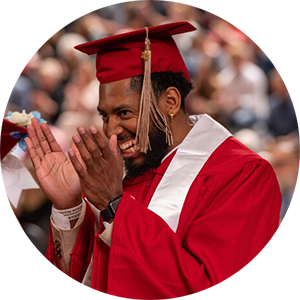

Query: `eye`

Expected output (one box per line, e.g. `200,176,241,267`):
98,111,108,122
119,110,132,118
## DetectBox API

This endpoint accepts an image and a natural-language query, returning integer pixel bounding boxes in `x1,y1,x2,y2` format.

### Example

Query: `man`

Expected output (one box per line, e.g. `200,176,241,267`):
25,22,282,299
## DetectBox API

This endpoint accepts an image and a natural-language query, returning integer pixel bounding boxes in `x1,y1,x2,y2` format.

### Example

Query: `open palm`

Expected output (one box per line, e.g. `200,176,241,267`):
26,119,82,209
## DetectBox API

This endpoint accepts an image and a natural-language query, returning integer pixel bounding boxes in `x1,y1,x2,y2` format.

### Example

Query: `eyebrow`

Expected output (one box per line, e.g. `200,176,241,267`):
97,104,136,114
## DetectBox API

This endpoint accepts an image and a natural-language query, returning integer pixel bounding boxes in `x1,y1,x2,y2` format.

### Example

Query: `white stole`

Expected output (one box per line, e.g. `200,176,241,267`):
147,114,232,232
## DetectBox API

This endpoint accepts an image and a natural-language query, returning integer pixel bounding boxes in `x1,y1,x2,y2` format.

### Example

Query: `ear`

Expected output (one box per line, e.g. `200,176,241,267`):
158,87,181,117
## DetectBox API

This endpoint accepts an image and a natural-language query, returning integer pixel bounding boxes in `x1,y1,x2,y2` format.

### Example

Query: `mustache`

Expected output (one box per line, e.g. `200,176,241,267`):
117,134,136,142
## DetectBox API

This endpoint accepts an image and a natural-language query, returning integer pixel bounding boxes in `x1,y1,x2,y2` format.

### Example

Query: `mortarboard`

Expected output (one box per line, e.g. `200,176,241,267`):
75,21,197,153
1,119,27,160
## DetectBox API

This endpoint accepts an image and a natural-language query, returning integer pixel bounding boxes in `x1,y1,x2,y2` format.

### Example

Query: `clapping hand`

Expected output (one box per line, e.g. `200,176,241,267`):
68,125,124,211
25,118,82,209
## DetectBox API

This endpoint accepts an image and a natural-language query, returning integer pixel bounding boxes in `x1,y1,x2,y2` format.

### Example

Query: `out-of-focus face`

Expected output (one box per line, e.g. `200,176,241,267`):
98,78,169,178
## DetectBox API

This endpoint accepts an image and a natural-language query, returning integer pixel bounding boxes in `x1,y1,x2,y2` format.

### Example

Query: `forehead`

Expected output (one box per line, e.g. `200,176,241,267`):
98,78,141,111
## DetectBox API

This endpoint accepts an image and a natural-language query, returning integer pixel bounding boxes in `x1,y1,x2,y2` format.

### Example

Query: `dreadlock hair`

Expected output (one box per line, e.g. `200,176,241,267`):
130,71,194,112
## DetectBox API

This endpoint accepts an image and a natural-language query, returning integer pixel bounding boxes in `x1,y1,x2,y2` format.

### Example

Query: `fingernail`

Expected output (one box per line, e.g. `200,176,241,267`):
90,126,97,134
68,149,75,157
77,126,85,134
73,135,80,143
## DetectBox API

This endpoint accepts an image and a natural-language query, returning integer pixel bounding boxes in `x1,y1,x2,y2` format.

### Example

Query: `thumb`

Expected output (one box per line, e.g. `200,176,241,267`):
109,135,122,163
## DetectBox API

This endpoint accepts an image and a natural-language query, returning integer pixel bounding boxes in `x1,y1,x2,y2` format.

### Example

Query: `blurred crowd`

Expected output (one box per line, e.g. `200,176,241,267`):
4,1,298,254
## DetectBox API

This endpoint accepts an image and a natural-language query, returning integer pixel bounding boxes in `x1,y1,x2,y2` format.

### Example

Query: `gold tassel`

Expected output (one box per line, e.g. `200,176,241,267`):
136,27,174,153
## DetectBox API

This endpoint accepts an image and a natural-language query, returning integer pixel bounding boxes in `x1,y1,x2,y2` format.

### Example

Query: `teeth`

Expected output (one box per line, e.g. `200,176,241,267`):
119,139,137,150
122,144,139,153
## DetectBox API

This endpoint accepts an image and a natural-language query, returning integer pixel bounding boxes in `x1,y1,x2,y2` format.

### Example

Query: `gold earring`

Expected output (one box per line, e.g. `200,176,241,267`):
170,113,175,125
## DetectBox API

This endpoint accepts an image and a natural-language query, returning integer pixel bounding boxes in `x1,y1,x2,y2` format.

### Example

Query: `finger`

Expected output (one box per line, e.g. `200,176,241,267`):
68,148,87,179
109,134,123,163
31,118,51,154
25,137,41,170
26,124,45,159
40,122,62,152
89,125,112,160
77,126,103,162
72,132,95,169
71,143,87,170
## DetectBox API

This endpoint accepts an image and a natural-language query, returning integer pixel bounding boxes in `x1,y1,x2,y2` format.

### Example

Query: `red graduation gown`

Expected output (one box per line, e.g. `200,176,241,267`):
47,136,282,299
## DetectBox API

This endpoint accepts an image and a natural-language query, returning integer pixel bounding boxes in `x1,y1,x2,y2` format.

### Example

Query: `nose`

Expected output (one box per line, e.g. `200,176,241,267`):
104,117,123,138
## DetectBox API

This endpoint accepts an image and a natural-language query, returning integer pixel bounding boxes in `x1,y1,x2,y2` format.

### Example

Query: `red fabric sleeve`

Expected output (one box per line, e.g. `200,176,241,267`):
104,159,281,299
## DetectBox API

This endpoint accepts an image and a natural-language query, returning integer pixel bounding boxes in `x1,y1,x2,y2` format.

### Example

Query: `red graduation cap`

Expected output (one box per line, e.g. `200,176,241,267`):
75,21,197,153
75,21,196,84
1,119,27,160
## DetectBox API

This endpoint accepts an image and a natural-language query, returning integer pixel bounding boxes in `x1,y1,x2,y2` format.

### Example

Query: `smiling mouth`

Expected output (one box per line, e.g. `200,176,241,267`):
119,139,140,154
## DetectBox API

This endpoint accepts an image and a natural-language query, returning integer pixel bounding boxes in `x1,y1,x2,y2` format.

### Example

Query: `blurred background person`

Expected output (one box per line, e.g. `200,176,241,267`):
30,57,64,124
186,56,223,123
123,0,166,28
56,59,103,144
215,42,270,132
268,69,298,137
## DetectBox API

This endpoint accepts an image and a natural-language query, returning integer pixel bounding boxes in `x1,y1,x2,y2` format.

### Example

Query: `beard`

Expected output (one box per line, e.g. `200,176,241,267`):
124,126,169,178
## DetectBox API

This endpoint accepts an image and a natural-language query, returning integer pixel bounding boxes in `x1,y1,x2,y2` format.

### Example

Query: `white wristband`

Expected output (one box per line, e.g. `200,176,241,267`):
55,203,83,221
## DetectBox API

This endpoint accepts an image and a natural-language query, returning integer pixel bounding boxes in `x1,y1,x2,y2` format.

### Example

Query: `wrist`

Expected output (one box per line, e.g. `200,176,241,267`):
53,195,82,210
100,194,122,222
55,202,83,221
52,198,84,229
